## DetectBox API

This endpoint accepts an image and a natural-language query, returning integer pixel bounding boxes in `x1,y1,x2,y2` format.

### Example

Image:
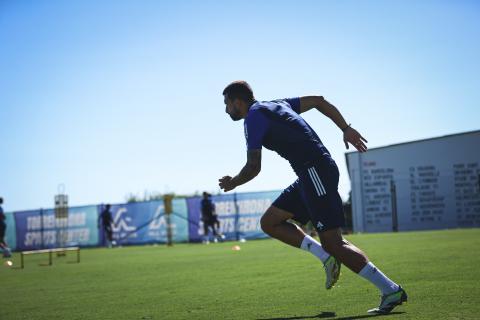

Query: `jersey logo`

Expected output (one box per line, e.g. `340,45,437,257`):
316,221,324,230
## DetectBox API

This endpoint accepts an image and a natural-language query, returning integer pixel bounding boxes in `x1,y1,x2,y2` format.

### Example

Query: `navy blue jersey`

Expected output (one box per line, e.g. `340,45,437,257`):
244,97,332,174
201,198,215,219
100,209,112,224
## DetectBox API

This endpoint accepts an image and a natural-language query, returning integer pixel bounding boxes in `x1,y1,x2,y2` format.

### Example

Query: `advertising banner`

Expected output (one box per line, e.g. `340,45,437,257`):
14,206,99,251
109,199,189,245
187,191,280,242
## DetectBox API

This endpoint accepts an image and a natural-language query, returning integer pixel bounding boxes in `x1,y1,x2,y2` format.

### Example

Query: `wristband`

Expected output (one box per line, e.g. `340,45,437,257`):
342,123,351,132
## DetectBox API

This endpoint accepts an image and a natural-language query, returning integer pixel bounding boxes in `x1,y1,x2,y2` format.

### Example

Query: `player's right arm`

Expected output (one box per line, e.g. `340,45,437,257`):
219,108,268,192
298,96,368,153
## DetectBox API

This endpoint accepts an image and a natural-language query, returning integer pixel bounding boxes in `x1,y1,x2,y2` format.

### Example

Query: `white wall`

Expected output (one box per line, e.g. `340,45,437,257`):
346,131,480,232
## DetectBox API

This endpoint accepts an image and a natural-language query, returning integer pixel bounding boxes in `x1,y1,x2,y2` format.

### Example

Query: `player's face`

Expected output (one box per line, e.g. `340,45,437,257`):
224,95,243,121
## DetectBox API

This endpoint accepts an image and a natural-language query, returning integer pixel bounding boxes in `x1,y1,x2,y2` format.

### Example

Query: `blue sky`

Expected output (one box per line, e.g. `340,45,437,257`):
1,0,479,211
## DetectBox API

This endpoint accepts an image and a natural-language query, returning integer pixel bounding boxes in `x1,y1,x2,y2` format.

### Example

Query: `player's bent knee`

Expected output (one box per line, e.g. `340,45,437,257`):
260,212,274,234
260,206,293,235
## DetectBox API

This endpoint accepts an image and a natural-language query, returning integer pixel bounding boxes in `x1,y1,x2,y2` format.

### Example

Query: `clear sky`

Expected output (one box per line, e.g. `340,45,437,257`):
1,0,479,212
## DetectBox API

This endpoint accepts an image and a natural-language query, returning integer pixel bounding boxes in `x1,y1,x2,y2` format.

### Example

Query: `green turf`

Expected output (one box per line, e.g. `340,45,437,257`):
1,229,480,320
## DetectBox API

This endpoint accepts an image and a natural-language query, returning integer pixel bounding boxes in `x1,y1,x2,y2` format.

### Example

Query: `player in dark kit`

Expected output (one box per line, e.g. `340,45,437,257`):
219,81,407,314
200,192,223,243
98,204,114,248
0,197,12,258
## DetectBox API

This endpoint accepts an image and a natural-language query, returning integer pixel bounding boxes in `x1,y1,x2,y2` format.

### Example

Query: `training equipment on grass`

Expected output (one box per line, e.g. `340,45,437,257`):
20,246,80,269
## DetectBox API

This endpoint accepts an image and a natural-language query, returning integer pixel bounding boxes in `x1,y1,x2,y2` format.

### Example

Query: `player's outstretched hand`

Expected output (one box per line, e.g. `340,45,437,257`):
219,175,236,192
344,127,368,152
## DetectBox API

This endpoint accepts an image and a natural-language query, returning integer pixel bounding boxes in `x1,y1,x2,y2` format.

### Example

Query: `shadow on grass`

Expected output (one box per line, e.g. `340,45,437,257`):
334,312,405,320
257,311,405,320
256,312,336,320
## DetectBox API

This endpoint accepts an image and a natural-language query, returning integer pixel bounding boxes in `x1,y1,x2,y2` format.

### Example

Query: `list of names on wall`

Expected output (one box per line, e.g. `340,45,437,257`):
362,162,394,226
454,162,480,226
409,165,445,223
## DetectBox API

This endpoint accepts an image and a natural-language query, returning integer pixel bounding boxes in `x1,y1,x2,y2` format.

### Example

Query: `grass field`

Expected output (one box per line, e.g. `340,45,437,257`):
1,229,479,320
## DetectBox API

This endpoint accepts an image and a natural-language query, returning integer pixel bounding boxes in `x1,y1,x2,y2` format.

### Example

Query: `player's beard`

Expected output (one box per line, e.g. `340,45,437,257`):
229,109,242,121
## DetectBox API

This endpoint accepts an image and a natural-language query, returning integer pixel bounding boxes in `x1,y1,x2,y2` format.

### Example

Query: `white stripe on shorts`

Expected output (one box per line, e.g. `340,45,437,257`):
311,167,326,195
308,167,325,196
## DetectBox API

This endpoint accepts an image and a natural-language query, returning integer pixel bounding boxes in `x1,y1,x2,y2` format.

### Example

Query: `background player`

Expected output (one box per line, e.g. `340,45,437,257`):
98,204,114,248
201,192,223,243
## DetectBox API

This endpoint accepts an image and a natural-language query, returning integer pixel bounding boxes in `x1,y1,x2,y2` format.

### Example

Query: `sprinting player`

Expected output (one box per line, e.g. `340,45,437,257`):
0,197,12,258
218,81,407,314
98,204,114,248
200,192,223,243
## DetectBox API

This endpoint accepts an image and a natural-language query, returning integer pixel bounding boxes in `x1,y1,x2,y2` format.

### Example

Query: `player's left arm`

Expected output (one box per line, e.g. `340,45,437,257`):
299,96,368,152
219,149,261,192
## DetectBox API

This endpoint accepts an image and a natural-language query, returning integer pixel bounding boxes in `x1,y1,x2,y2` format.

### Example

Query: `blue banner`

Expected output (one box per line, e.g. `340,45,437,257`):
187,191,281,242
14,206,99,251
109,199,189,245
11,191,284,250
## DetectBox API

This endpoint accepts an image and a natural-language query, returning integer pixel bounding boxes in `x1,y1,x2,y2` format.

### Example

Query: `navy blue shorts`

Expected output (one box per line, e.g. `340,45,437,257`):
272,158,345,233
0,223,5,240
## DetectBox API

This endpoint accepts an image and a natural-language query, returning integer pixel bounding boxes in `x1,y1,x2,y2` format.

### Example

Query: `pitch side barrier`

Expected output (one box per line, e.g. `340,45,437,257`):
6,190,281,251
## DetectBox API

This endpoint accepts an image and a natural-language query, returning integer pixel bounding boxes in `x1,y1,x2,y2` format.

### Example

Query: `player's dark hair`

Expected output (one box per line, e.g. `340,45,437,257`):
0,197,3,204
223,81,255,104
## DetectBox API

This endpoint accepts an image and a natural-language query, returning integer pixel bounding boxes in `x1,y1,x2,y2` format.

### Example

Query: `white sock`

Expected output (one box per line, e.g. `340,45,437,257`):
300,235,330,263
358,262,400,295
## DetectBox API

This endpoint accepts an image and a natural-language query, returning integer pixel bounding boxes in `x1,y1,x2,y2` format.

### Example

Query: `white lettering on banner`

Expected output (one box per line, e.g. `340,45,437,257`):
115,232,137,240
68,229,90,242
148,205,165,230
27,213,87,231
215,198,272,216
43,231,56,245
24,231,57,246
147,230,165,238
238,216,261,232
24,229,91,246
112,208,136,232
215,201,237,215
197,219,232,235
43,215,56,228
220,218,236,233
198,216,262,235
237,199,272,214
27,216,41,230
148,204,179,237
68,213,86,227
24,232,42,246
